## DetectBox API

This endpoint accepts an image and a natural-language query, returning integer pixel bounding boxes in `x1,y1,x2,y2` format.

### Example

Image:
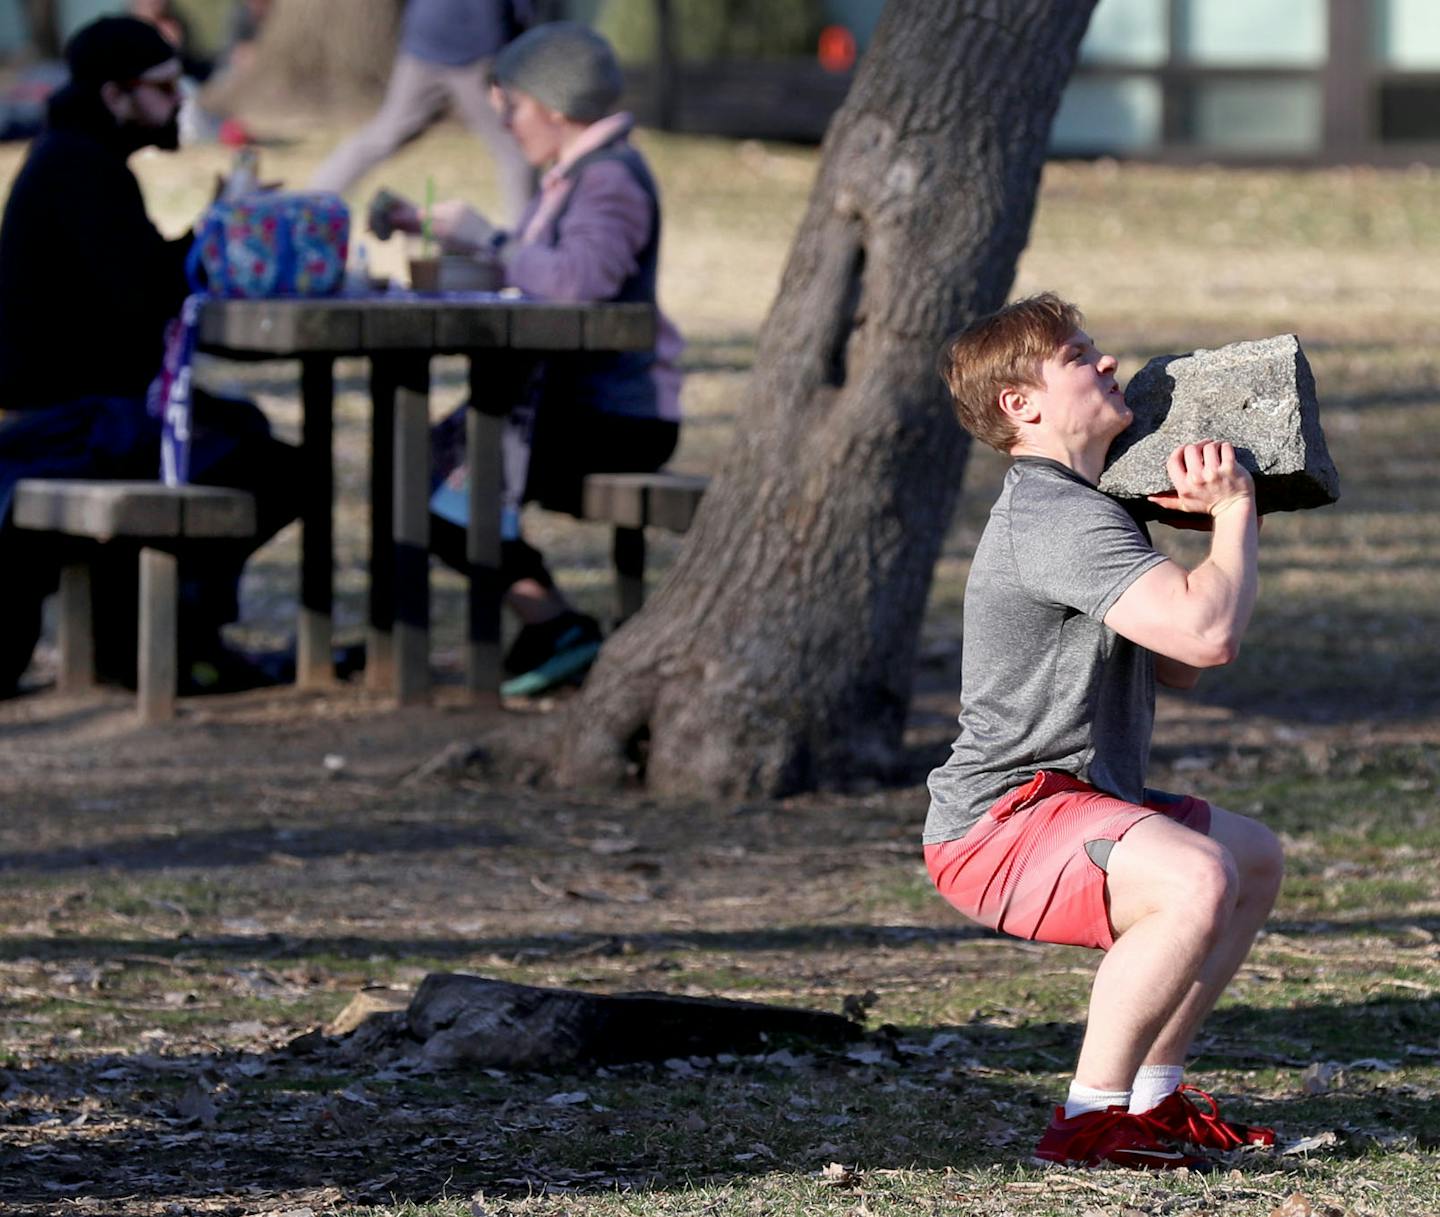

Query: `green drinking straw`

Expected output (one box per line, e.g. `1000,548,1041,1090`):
421,176,435,257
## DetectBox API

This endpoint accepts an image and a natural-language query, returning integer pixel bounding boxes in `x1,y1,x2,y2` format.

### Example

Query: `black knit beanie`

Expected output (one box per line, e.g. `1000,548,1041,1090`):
65,15,177,86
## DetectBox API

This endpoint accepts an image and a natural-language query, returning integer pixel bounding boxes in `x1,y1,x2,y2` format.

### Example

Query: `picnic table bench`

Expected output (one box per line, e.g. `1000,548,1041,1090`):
11,479,256,723
580,470,709,621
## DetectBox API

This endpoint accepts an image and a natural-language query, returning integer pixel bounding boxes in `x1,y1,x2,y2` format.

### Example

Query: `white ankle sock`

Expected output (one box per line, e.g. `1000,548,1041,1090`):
1063,1081,1131,1119
1129,1064,1185,1113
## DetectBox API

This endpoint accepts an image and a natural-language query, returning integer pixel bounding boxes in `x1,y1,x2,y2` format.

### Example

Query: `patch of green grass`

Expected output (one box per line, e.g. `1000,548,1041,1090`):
861,872,938,915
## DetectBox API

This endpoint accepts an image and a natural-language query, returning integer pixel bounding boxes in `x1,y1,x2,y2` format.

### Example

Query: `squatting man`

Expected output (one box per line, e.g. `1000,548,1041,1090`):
924,293,1284,1170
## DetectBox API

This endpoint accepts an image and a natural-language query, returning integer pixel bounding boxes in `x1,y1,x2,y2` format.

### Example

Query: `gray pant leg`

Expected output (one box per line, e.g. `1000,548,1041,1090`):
308,53,449,194
443,58,534,226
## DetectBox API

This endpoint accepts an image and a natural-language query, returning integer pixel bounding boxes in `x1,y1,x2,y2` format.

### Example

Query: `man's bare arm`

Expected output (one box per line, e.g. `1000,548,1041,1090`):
1104,442,1259,668
1154,655,1202,689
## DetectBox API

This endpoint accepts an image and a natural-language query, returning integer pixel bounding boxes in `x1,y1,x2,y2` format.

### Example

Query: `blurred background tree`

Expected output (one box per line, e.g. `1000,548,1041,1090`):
202,0,401,111
597,0,825,63
18,0,60,56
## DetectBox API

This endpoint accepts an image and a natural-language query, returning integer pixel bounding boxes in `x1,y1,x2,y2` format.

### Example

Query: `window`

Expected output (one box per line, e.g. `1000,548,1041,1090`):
1192,79,1324,150
1052,77,1163,153
1373,0,1440,69
1178,0,1327,66
1079,0,1168,67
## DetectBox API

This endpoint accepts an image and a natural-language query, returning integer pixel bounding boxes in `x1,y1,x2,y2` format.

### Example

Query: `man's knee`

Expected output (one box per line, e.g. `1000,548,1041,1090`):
1109,827,1238,941
1212,808,1285,895
1175,843,1238,927
1238,818,1285,897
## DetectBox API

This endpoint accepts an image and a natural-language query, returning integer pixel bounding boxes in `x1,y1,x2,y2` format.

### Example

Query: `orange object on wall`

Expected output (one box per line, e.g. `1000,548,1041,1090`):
817,25,857,73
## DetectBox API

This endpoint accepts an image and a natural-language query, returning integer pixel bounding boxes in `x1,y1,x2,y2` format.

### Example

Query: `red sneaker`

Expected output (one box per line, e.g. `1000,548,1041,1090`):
1137,1085,1275,1150
1033,1106,1210,1170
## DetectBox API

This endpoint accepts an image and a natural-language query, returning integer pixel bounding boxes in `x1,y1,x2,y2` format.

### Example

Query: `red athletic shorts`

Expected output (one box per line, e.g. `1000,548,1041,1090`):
924,770,1211,951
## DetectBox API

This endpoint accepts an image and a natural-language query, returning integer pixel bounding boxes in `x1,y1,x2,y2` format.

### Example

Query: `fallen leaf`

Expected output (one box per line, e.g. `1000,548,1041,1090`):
1282,1130,1341,1155
545,1090,589,1106
175,1081,217,1128
1300,1061,1342,1094
1270,1193,1314,1217
226,1019,267,1038
763,1048,811,1068
841,990,879,1022
589,836,638,855
844,1046,894,1066
817,1161,860,1187
285,1028,327,1055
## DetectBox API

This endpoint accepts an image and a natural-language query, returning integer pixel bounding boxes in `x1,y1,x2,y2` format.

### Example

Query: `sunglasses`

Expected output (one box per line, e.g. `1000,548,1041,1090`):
122,76,181,97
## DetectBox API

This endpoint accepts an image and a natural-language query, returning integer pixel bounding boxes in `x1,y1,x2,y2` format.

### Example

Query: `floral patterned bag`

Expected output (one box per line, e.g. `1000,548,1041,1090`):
190,192,350,298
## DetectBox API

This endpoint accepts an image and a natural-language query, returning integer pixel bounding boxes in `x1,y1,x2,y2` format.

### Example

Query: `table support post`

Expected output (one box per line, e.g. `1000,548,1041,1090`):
367,359,397,693
57,563,96,694
137,547,177,724
392,354,431,705
298,356,335,689
465,386,504,697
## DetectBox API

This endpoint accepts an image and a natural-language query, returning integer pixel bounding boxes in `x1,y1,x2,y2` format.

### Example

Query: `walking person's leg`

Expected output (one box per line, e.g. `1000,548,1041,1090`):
444,59,532,224
308,53,449,195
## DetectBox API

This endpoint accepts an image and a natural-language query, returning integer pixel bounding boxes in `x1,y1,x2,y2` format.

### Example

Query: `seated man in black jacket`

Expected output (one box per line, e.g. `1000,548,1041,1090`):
0,15,298,695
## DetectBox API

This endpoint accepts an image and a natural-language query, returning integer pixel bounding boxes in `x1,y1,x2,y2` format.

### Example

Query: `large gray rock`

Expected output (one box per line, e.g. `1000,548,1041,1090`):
1099,334,1339,514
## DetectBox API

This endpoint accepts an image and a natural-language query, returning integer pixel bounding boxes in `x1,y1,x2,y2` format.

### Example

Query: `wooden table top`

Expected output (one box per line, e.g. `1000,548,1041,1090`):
198,295,656,358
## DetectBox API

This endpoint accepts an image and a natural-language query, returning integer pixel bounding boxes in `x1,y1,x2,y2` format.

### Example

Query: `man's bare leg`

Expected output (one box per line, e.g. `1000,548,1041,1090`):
1135,807,1283,1067
1071,815,1240,1090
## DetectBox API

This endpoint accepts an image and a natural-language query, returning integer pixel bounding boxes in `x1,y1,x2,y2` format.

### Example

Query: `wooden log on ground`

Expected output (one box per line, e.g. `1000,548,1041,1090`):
406,973,861,1071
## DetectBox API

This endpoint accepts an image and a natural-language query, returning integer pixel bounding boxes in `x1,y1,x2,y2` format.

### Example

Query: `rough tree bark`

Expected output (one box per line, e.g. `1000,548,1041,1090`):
201,0,402,113
556,0,1097,799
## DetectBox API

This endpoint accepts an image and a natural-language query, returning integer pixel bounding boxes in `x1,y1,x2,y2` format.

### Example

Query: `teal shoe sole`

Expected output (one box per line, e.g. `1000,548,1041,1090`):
500,640,603,698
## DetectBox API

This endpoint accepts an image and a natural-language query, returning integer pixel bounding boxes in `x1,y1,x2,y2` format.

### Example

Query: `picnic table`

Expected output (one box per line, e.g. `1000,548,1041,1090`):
197,294,656,704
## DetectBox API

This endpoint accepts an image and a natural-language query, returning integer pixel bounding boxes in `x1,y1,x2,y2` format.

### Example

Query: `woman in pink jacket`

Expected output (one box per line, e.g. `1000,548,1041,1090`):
378,22,683,697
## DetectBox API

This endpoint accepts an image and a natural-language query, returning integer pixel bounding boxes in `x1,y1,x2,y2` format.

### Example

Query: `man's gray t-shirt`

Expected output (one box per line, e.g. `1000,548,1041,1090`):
924,458,1169,844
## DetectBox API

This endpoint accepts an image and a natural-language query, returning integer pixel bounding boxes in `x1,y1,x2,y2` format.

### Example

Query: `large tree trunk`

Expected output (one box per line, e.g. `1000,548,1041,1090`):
202,0,402,113
557,0,1096,799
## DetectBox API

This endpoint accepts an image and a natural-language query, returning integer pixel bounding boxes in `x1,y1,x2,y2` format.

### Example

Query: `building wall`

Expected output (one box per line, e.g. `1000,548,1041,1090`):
1054,0,1440,158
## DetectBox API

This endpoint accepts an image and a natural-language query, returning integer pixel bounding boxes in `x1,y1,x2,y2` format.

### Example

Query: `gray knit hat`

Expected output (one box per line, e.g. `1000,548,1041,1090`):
491,22,623,123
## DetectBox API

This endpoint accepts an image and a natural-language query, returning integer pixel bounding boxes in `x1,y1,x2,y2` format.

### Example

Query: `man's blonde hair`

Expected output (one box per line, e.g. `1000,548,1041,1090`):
939,293,1084,452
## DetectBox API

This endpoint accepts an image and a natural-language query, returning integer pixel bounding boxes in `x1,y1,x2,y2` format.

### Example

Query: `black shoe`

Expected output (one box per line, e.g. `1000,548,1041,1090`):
500,612,602,698
333,642,366,681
